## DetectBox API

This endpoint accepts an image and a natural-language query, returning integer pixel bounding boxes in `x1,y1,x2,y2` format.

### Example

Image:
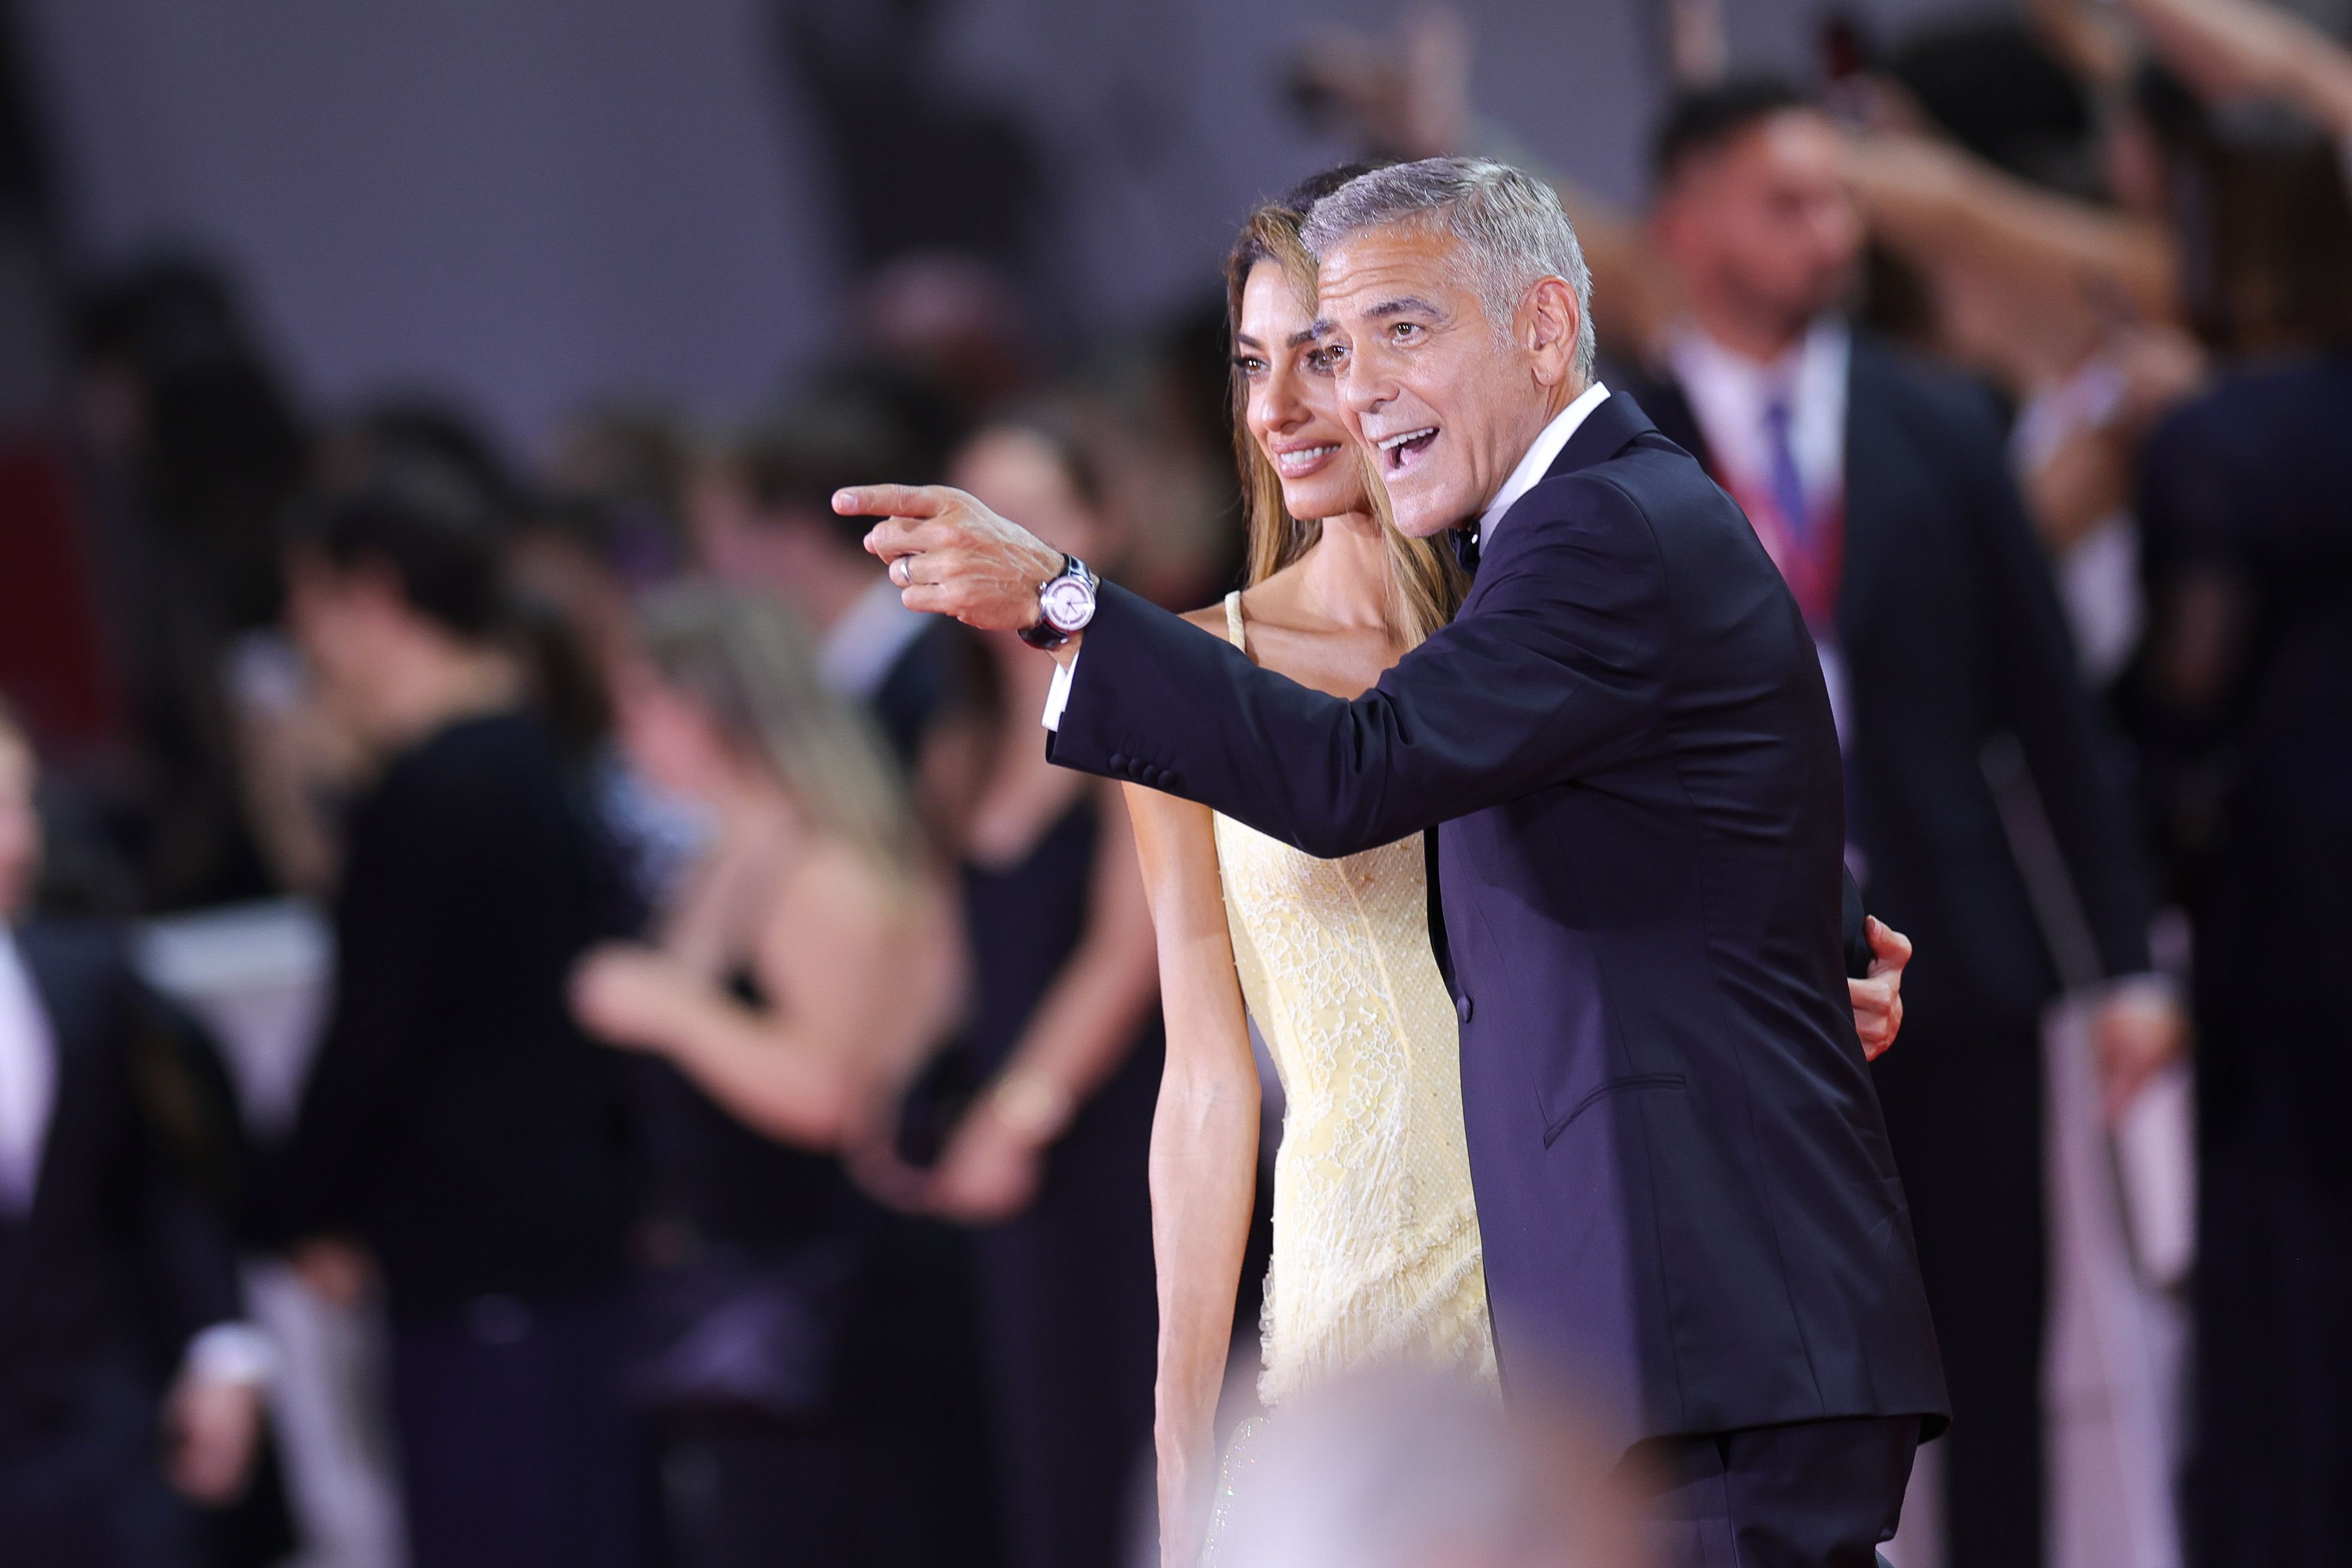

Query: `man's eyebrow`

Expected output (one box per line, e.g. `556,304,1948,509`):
1363,295,1443,319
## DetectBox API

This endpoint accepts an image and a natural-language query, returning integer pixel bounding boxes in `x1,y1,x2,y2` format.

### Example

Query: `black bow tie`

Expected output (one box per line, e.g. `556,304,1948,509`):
1451,527,1482,574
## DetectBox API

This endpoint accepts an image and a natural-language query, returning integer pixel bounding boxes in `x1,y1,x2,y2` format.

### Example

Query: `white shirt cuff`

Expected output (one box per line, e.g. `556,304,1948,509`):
184,1321,275,1386
1042,650,1079,732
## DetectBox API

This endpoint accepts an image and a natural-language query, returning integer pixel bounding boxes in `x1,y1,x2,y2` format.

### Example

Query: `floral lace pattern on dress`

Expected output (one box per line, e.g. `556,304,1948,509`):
1210,592,1497,1408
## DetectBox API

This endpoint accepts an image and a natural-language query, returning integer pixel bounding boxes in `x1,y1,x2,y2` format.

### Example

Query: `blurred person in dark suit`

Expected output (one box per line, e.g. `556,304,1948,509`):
1629,79,2183,1568
266,461,647,1568
690,394,972,778
571,586,996,1568
0,699,269,1567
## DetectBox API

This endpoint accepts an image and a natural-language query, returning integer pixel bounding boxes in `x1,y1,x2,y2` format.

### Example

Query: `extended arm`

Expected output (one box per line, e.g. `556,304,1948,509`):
2123,0,2352,142
1126,782,1260,1568
1842,131,2179,325
1054,523,1664,854
573,844,956,1149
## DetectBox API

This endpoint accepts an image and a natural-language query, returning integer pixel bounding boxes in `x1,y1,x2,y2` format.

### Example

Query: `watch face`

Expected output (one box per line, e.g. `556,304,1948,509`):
1041,574,1096,632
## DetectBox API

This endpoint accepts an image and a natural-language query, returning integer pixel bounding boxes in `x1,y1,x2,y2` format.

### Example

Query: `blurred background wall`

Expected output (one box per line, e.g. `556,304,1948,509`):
16,0,1997,455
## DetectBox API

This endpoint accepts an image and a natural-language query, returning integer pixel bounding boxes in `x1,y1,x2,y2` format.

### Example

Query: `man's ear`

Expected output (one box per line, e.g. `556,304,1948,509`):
1521,277,1581,388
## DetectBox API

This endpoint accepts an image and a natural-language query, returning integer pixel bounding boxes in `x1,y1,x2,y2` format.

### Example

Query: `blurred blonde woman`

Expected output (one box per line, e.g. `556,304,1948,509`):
570,585,989,1568
1126,169,1484,1568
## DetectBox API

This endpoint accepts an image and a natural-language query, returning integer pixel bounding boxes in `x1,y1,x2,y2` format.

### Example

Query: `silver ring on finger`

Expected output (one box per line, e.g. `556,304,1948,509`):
891,555,912,589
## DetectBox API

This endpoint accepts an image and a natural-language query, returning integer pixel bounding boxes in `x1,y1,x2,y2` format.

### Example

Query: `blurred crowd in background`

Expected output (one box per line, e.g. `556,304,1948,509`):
1,0,2348,1566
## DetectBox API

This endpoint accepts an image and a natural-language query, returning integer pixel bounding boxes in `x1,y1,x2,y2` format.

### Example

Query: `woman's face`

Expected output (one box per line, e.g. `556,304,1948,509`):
950,427,1102,560
1237,259,1367,522
614,661,738,803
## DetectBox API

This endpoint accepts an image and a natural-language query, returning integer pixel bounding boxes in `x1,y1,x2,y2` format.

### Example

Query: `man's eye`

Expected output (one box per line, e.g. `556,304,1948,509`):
1390,322,1422,342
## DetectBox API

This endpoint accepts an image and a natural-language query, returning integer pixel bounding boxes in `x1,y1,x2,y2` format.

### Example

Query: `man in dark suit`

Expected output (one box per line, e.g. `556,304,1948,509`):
0,703,266,1566
845,157,1945,1566
1628,80,2186,1568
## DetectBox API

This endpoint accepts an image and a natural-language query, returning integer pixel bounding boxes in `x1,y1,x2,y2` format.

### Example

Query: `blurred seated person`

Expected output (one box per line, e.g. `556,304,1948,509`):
571,587,993,1568
927,417,1163,1568
689,394,972,778
0,700,268,1567
268,461,646,1568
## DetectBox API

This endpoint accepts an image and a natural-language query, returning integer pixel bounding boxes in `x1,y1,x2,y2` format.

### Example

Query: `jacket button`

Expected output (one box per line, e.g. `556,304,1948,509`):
1457,994,1473,1024
1108,751,1129,770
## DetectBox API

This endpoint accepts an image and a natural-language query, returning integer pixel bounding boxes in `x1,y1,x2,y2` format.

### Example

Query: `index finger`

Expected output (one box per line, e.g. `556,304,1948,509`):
832,484,948,521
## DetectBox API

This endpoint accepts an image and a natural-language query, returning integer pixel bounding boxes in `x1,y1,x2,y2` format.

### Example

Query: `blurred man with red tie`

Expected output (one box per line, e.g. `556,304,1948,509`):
1630,79,2187,1568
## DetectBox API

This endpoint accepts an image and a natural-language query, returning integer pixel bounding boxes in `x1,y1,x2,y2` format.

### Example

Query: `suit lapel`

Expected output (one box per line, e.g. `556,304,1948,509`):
14,929,101,1230
1631,377,1713,475
1543,389,1658,481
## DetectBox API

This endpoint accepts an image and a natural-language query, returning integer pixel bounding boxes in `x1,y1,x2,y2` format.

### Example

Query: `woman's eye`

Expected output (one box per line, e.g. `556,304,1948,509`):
1232,355,1266,378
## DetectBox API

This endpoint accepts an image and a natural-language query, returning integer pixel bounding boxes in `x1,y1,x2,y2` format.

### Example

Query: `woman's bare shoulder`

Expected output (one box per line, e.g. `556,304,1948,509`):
1178,602,1232,637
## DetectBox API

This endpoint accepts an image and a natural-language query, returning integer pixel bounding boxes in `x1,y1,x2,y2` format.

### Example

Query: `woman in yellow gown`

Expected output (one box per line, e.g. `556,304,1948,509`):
1126,173,1487,1568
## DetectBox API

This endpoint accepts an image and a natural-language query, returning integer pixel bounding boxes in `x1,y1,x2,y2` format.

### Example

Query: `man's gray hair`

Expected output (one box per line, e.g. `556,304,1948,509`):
1301,157,1596,383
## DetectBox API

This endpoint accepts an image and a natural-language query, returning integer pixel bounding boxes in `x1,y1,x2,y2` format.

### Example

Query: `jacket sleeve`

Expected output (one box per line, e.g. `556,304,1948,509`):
268,777,445,1245
1050,473,1670,858
101,946,247,1352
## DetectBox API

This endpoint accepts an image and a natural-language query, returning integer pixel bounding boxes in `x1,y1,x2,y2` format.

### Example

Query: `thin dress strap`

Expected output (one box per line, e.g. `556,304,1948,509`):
1222,589,1248,656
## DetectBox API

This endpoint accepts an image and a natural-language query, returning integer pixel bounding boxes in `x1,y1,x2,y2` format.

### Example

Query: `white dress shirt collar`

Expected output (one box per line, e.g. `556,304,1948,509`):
0,928,56,1217
1664,316,1849,513
1474,380,1613,550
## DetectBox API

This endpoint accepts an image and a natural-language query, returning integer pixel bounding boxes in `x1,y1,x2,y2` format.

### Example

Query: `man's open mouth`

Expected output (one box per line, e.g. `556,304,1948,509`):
1376,425,1439,473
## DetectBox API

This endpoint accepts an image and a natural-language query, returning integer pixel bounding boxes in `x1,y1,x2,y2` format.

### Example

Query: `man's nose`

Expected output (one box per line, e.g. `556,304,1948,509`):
1336,352,1391,415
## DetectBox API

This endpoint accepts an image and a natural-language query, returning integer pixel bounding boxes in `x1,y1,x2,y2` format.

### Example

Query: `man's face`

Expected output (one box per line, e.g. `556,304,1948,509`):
1654,109,1862,342
1314,223,1563,538
0,734,39,922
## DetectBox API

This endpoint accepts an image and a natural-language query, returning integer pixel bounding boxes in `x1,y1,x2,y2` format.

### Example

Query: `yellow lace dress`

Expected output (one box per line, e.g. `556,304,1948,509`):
1210,592,1498,1408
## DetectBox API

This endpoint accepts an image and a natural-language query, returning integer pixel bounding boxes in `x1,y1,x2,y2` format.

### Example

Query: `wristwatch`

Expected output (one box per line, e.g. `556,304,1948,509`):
1017,554,1099,650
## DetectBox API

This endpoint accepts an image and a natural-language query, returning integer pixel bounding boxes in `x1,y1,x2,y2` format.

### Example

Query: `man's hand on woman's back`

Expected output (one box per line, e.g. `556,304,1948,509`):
1850,916,1911,1061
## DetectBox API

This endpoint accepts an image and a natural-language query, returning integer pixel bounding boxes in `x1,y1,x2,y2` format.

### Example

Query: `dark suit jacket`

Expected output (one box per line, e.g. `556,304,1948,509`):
273,713,638,1312
1048,391,1946,1448
0,921,242,1459
1628,335,2153,1030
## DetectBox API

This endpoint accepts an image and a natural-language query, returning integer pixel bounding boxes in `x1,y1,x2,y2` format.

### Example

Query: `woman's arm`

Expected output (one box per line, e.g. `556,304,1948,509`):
1844,130,2180,325
2124,0,2352,141
930,780,1161,1221
572,841,952,1150
1124,782,1261,1568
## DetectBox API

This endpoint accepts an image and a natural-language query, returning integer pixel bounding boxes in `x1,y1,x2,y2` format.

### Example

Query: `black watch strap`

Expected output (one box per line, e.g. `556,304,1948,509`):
1018,554,1093,650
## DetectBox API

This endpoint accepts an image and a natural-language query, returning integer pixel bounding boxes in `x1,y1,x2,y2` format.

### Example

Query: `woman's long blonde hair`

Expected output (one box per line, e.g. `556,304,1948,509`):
637,585,914,879
1224,187,1467,647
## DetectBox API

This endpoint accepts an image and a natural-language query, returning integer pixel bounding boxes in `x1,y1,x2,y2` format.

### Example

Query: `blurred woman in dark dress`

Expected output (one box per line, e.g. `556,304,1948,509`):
570,586,993,1568
927,418,1162,1568
274,461,646,1568
2135,348,2352,1568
